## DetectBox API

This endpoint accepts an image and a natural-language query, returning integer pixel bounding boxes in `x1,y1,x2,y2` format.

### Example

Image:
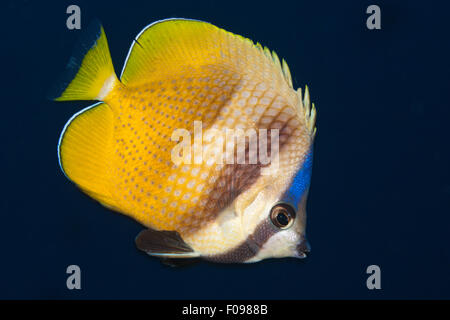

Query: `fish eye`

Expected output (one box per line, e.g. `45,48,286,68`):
270,203,296,229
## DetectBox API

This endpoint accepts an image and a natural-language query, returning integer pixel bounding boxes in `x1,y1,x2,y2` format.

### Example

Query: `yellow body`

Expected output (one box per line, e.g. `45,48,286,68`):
56,19,315,260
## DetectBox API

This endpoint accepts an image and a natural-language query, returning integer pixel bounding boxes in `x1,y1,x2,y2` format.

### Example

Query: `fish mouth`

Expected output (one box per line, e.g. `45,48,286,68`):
295,239,311,259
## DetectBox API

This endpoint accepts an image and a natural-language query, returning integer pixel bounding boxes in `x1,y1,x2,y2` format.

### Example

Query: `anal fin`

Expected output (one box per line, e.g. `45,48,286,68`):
58,102,117,210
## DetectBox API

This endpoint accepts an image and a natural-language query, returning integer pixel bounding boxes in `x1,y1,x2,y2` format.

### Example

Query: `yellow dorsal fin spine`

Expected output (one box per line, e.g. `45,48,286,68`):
281,59,293,88
263,46,272,60
296,86,317,137
271,51,282,71
49,19,118,102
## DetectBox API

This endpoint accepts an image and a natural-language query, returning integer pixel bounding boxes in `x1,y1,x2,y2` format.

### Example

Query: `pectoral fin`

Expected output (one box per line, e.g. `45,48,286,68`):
135,229,200,258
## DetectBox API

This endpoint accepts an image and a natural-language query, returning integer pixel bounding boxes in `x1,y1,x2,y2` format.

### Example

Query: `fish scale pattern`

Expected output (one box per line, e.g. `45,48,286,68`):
106,64,310,245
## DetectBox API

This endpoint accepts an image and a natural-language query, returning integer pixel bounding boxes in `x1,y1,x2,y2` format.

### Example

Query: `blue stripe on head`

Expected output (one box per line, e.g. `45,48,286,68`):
281,148,313,210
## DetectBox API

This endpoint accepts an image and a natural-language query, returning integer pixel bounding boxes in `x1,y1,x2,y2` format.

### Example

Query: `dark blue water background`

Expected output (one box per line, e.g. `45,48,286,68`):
1,0,449,299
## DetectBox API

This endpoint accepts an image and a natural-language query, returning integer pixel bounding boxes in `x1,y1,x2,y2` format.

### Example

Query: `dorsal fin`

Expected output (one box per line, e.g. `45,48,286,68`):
120,18,294,88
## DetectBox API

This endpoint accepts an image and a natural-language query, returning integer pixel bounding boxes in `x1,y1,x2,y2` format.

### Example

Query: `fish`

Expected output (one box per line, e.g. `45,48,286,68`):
50,18,316,264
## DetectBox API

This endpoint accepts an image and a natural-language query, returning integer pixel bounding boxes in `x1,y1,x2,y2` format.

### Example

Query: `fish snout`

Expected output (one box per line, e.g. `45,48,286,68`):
295,238,311,259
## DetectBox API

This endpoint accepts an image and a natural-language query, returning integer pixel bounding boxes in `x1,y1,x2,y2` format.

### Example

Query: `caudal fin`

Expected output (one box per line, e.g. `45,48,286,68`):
49,19,118,101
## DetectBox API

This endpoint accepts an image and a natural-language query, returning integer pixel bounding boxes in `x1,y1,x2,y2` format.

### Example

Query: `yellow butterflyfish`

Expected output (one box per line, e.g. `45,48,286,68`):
51,18,316,264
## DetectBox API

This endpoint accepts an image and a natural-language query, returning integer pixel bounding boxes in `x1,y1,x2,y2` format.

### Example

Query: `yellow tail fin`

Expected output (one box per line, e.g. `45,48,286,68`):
49,20,118,101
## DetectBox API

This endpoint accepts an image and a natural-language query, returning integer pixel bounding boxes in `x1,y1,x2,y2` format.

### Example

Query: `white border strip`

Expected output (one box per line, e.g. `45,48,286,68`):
57,102,104,180
119,18,205,80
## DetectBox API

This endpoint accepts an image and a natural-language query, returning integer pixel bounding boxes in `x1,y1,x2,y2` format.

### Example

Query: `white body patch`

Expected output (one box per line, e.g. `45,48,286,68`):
245,229,300,263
